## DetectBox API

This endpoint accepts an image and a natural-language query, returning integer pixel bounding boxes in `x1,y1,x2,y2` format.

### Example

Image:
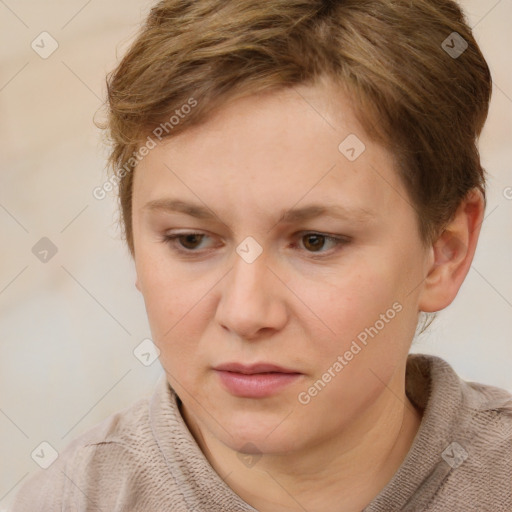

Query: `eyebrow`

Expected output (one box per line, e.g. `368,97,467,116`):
143,199,376,225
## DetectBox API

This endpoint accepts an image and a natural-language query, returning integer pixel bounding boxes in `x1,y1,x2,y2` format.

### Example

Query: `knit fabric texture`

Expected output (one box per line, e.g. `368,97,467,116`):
11,354,512,511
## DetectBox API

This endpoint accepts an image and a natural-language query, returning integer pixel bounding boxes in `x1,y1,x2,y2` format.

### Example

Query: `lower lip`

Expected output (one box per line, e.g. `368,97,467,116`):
215,370,302,398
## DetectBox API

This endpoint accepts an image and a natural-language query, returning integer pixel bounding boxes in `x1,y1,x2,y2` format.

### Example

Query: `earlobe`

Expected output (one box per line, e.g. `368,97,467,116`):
135,277,141,292
418,189,485,313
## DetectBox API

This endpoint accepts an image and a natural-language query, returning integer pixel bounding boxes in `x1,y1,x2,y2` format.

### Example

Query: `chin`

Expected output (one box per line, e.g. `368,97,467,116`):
215,413,302,454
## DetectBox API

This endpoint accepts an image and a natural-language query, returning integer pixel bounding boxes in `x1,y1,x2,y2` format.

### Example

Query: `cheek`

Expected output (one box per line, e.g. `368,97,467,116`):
300,265,398,335
137,255,199,346
293,259,414,375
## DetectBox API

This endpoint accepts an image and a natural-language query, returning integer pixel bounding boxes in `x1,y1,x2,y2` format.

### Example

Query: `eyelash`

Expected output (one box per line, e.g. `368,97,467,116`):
161,232,349,259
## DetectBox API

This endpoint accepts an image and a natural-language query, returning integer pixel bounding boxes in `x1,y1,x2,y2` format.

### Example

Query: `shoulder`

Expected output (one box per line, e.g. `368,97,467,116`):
434,372,512,510
430,354,512,466
459,377,512,461
409,352,512,432
10,392,155,511
405,354,512,510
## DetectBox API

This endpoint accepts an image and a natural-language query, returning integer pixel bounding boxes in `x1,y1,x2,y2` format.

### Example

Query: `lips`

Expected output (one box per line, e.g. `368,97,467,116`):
213,362,300,375
213,362,302,398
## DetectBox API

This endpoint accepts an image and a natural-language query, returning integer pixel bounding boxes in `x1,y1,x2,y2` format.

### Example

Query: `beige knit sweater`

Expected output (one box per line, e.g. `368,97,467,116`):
11,354,512,511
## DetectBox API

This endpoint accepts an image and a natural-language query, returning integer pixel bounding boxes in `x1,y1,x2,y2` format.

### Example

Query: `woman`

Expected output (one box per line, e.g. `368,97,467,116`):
12,0,511,510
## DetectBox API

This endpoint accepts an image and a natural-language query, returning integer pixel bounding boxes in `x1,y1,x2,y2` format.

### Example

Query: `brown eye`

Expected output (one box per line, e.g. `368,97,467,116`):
177,234,205,250
302,233,327,252
296,232,348,256
163,232,211,253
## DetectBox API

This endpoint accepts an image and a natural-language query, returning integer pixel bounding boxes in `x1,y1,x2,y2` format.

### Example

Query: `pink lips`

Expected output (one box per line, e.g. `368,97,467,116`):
213,362,302,398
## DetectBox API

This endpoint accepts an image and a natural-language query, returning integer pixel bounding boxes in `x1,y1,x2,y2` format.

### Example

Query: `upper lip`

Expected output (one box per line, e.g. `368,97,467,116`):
213,362,301,374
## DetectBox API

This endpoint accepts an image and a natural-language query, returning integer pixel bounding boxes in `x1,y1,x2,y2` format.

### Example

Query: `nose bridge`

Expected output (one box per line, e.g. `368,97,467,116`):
227,248,269,303
215,246,287,338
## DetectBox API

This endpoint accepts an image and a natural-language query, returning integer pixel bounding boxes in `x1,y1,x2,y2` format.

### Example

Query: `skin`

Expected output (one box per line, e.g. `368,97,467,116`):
131,80,484,512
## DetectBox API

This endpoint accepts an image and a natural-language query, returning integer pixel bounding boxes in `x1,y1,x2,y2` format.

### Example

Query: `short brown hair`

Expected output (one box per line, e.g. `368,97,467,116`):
104,0,491,257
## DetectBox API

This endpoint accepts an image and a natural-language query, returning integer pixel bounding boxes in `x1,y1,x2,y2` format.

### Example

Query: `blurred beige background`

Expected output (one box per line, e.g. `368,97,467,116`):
0,0,511,507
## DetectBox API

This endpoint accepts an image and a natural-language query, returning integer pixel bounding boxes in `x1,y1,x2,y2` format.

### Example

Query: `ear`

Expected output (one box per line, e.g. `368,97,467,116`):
418,188,485,313
135,276,141,292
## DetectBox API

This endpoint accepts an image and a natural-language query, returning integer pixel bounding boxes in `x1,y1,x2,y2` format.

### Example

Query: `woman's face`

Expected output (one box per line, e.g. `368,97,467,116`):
131,82,431,455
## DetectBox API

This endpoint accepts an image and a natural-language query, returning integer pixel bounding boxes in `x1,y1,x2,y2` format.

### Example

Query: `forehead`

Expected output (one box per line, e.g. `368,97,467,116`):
132,82,408,228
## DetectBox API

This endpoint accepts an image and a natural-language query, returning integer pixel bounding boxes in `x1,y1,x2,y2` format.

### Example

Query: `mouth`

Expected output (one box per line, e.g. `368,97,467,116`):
213,362,303,398
213,362,300,374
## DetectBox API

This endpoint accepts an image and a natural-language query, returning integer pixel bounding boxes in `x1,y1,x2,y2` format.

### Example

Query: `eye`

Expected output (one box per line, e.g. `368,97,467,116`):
296,232,348,255
163,232,213,253
162,231,349,258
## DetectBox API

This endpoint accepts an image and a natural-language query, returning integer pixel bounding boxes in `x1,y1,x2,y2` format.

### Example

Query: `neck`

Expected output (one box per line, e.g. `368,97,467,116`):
181,365,423,512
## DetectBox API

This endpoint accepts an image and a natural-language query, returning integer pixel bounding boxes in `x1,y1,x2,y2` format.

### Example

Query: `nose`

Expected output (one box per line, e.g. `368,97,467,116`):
214,250,288,340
